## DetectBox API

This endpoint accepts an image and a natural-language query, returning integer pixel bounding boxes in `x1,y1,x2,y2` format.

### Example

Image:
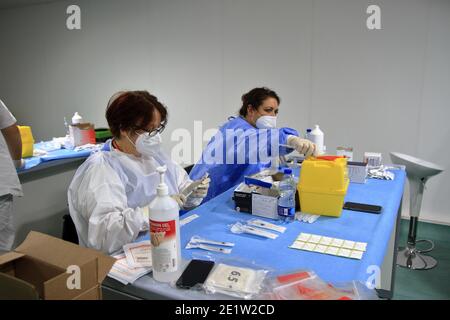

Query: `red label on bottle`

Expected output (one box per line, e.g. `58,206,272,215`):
150,219,176,246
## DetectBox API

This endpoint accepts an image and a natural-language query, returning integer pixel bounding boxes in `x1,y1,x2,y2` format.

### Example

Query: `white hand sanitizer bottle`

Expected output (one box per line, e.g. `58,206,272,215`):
72,112,83,125
149,165,181,283
309,125,324,155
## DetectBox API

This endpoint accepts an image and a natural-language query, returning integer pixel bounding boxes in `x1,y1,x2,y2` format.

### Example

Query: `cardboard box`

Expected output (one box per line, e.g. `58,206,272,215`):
233,169,302,220
348,161,368,184
0,231,115,300
233,182,280,220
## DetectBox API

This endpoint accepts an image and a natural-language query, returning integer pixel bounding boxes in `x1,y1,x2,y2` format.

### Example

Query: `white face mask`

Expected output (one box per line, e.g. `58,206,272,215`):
256,115,277,129
128,132,162,157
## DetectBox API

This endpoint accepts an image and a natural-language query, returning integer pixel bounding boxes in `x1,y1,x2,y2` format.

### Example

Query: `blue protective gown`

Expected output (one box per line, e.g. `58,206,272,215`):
189,116,298,203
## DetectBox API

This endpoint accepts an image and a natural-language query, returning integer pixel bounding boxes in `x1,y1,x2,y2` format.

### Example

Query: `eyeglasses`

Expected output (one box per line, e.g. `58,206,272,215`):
135,121,166,137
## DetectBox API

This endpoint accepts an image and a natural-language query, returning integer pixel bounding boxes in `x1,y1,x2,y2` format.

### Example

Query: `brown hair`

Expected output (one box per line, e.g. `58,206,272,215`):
239,87,280,117
106,91,168,138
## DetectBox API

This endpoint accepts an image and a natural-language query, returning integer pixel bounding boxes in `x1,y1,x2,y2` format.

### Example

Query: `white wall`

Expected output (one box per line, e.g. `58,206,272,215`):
0,0,449,224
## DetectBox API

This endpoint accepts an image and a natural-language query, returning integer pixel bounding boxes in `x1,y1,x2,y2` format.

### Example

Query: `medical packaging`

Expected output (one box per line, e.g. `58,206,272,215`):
368,166,395,180
233,169,299,220
296,213,320,224
270,274,345,300
233,183,279,219
289,233,367,260
259,269,379,300
230,222,279,239
0,231,115,300
364,152,382,168
189,236,235,247
186,243,232,254
185,236,234,254
347,161,368,184
108,253,152,285
204,263,269,299
298,156,349,217
123,240,152,268
247,219,287,233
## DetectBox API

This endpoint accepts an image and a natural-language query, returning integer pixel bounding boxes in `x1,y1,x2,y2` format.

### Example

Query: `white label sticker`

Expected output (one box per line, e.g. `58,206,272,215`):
180,214,199,226
297,233,312,242
206,264,258,293
309,235,322,244
350,251,364,260
342,240,356,250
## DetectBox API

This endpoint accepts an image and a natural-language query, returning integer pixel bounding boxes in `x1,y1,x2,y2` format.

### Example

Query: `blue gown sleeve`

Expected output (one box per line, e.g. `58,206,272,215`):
278,127,299,155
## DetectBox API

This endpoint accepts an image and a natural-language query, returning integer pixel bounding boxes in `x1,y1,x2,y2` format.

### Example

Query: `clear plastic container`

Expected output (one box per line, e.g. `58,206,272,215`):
277,169,296,222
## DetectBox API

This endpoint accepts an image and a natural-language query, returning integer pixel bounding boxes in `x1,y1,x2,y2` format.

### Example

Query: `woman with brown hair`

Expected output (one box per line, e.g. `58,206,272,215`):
190,87,315,204
68,90,209,254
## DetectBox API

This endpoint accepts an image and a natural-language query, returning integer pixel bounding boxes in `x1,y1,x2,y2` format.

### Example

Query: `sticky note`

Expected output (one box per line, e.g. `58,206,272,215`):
337,248,351,258
290,241,306,250
314,245,328,253
297,233,311,242
342,240,356,250
309,235,322,244
325,246,339,255
354,242,367,252
319,237,333,246
303,243,317,252
291,232,368,260
350,251,364,260
331,238,344,247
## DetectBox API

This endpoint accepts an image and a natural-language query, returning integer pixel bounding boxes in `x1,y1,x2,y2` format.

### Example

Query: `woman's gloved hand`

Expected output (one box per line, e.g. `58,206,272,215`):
287,135,316,157
175,176,211,210
171,194,187,208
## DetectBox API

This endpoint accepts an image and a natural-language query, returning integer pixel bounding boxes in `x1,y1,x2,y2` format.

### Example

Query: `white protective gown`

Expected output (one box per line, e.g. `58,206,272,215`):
67,140,192,255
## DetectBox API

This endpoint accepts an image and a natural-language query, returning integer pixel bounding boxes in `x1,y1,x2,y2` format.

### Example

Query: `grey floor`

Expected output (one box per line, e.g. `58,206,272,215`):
393,219,450,300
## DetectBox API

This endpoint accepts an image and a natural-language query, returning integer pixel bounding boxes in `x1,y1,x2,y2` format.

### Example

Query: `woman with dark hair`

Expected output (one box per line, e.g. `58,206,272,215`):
189,87,315,203
68,91,210,254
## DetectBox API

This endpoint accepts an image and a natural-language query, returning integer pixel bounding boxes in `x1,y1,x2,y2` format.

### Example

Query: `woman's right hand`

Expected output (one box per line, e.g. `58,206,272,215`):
287,135,316,157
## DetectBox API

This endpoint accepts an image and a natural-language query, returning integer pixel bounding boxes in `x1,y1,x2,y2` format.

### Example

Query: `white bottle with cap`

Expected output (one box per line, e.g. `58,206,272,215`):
149,166,181,283
309,125,325,155
71,112,83,125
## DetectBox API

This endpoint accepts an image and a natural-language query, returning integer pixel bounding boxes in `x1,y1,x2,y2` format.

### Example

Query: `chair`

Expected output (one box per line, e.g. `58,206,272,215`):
184,164,194,175
62,214,79,245
390,152,444,270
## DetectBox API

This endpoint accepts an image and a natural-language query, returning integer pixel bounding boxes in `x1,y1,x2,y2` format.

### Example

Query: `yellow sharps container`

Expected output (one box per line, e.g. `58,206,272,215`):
298,156,349,217
18,126,35,158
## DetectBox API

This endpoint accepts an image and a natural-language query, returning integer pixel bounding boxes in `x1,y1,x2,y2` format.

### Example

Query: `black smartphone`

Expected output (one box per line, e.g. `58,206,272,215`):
343,202,382,214
176,259,215,289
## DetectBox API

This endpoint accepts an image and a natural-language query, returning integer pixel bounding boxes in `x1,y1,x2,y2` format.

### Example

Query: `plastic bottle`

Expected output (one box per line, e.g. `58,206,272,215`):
309,125,324,155
277,168,296,222
149,166,181,283
305,128,312,140
71,112,83,125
